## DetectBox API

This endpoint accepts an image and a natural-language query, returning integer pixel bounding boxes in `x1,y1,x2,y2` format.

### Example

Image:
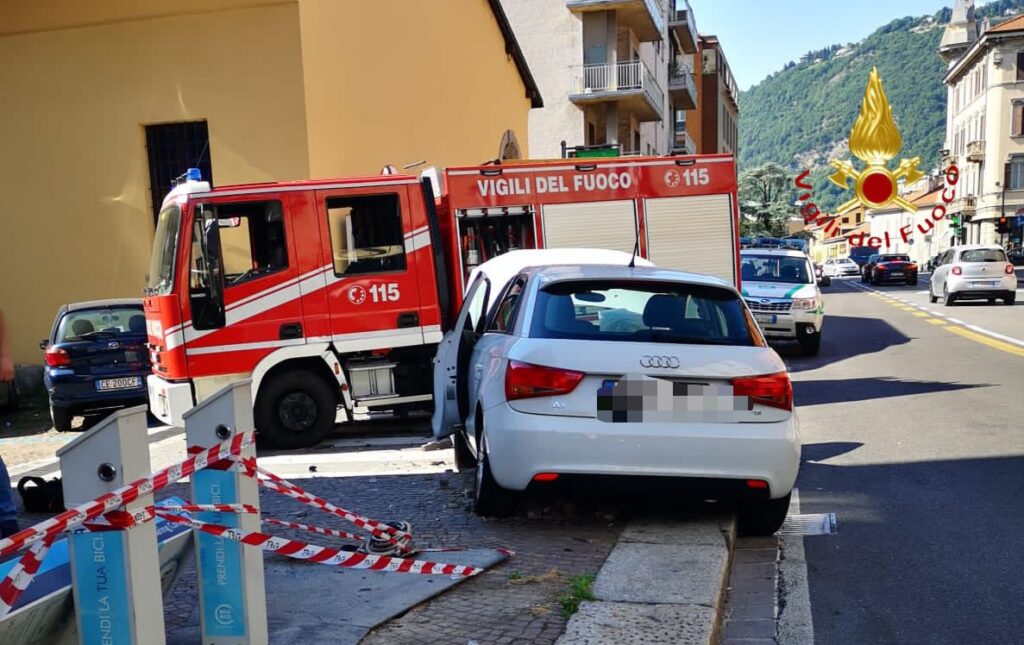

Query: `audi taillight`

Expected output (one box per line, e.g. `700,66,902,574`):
45,347,71,367
505,361,584,401
1006,263,1015,275
731,372,793,411
952,266,962,275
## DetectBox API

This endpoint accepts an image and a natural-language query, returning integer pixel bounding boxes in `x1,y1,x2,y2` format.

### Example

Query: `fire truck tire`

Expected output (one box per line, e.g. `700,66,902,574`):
255,370,337,450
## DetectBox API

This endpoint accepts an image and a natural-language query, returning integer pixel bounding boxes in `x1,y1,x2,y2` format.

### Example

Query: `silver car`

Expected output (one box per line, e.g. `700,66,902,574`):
929,245,1017,306
823,258,861,277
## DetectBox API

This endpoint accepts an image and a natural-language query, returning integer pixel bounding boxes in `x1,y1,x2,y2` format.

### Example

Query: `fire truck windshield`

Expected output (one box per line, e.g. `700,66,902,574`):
146,204,182,295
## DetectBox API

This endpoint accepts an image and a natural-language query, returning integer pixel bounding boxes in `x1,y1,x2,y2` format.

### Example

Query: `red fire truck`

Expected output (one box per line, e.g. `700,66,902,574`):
144,155,740,448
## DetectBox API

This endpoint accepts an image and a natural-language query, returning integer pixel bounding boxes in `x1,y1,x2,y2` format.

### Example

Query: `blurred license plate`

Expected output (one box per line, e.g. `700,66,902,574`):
891,272,904,277
973,281,997,287
96,377,141,391
755,313,777,324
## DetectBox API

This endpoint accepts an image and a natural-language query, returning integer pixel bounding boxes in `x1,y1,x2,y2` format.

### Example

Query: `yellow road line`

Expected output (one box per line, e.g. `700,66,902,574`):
926,318,946,325
912,312,930,318
944,325,1024,358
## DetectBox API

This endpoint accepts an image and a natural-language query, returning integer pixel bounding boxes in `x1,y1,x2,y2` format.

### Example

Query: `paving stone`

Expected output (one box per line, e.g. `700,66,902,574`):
728,575,776,594
723,618,777,639
725,591,775,608
722,639,777,645
726,601,776,621
592,542,729,606
618,515,732,546
730,562,777,580
557,601,718,645
732,548,778,564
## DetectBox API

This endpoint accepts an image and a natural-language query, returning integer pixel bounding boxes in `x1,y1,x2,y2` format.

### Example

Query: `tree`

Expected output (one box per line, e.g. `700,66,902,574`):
738,162,794,236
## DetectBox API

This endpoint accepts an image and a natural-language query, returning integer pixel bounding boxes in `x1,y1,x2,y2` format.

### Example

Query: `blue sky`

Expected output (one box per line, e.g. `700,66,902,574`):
694,1,961,91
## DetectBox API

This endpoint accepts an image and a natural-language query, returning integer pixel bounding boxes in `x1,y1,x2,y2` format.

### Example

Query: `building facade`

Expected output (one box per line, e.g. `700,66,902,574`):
940,1,1024,250
686,34,739,155
0,0,540,366
502,0,701,158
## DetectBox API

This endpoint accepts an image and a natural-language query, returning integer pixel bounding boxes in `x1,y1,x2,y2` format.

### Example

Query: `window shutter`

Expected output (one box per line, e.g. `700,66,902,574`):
1017,52,1024,81
1014,103,1023,136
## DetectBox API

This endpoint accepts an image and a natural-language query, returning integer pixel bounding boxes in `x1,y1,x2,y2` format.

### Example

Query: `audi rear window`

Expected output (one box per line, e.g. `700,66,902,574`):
530,280,761,347
960,249,1007,263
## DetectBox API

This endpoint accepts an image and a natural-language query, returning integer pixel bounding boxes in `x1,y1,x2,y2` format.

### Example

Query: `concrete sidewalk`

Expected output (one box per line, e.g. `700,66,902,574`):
558,514,735,645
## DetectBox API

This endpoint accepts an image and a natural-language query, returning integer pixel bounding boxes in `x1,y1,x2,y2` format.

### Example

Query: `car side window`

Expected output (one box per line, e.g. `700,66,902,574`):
487,278,526,333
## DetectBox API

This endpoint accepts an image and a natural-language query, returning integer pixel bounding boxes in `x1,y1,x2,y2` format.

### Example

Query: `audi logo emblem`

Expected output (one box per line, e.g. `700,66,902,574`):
639,355,680,369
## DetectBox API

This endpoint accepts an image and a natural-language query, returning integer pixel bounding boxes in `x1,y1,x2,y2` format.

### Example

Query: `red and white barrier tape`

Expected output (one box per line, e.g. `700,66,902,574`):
262,517,365,542
233,456,412,546
0,533,56,619
155,511,483,577
0,431,253,560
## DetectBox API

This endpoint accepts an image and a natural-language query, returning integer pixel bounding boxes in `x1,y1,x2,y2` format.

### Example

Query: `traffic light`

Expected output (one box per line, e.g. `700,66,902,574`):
950,213,961,232
997,214,1010,234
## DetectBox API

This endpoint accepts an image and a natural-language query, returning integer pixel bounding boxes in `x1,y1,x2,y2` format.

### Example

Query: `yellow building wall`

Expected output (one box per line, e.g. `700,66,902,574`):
296,0,532,177
0,3,310,364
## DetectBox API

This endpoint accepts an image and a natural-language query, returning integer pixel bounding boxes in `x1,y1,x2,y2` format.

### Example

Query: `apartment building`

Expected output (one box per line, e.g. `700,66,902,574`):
687,35,739,155
940,0,1024,250
0,0,540,366
503,0,700,158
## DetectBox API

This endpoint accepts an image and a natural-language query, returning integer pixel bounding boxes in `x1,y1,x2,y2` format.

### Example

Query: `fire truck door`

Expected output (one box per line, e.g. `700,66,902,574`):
314,186,426,352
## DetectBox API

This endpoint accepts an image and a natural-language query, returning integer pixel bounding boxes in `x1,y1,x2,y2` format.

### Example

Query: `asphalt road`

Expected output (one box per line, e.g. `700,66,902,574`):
781,276,1024,644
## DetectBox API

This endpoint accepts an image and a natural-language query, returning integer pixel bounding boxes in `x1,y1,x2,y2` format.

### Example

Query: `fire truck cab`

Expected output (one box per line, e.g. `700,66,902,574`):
144,155,739,449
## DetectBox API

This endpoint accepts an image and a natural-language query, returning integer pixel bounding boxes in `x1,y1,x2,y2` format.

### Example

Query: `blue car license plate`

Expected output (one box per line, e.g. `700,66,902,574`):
95,377,142,391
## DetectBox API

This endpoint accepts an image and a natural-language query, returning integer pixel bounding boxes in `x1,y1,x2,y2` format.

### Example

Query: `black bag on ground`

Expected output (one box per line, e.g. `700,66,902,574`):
18,476,66,513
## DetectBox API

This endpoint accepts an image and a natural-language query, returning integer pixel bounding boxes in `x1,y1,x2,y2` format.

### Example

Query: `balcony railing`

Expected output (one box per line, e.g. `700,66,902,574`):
967,140,985,162
672,127,696,155
962,196,977,213
667,62,697,109
569,60,664,121
669,0,697,53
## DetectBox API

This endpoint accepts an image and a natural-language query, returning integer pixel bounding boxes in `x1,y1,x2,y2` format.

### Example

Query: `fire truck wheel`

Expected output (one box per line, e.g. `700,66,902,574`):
256,370,336,450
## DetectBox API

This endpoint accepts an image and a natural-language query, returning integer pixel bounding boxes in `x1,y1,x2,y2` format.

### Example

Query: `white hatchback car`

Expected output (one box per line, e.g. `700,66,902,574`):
432,256,801,535
823,257,861,278
929,245,1017,306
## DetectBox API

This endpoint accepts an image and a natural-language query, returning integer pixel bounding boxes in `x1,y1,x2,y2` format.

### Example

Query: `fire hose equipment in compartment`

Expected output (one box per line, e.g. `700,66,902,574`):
457,207,536,283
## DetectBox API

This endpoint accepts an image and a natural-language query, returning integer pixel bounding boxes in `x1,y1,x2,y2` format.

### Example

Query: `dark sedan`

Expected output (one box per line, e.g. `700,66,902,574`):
42,299,151,432
868,254,918,285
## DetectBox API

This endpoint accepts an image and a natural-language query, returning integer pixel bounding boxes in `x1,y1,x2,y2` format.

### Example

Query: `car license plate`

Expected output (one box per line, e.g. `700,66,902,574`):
755,313,777,325
891,272,904,277
95,377,142,391
973,281,997,287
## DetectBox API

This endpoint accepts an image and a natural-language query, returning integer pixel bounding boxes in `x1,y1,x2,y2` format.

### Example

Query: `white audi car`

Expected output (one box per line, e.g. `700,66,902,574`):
432,252,801,535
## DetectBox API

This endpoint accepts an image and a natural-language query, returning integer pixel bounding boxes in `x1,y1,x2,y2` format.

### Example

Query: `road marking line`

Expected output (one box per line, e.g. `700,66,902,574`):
926,318,947,325
944,325,1024,358
778,489,815,644
912,312,930,317
946,317,966,325
962,324,1024,348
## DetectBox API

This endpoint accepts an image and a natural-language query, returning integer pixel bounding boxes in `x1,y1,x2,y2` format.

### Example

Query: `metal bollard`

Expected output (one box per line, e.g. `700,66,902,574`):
57,405,165,645
184,380,268,645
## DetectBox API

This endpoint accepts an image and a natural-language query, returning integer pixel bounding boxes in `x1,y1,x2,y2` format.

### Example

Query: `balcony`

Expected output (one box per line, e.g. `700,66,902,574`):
962,196,977,214
667,62,697,109
569,60,665,122
566,0,664,42
669,1,697,53
967,140,985,162
671,127,696,155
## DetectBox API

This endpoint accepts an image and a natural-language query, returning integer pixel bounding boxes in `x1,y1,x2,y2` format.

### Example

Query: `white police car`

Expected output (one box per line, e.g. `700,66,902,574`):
740,249,824,355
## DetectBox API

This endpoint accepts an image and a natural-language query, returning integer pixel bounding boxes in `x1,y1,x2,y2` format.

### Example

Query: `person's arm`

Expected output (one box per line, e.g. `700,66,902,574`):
0,310,13,383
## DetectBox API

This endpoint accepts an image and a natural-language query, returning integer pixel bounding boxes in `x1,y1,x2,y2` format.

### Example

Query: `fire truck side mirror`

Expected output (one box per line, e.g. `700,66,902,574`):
191,206,226,331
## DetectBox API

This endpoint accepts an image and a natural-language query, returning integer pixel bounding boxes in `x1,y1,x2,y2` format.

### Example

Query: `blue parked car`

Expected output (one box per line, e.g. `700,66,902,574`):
41,299,150,432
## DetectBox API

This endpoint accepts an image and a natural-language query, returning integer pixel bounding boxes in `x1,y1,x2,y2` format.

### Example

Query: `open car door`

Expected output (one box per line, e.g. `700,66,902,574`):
431,274,491,440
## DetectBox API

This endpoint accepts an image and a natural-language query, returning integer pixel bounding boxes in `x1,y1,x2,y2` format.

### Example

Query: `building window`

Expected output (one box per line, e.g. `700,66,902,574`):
325,194,406,275
145,121,212,225
1012,101,1024,136
1017,52,1024,81
1008,157,1024,190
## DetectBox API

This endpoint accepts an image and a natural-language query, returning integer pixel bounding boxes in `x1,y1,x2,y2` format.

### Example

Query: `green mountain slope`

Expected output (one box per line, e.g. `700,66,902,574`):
738,1,1024,212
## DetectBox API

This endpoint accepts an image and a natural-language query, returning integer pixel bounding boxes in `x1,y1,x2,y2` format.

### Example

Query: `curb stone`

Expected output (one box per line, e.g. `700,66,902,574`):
557,513,737,645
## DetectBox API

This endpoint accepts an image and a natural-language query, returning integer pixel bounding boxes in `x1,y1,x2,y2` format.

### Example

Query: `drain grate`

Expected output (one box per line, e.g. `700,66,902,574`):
776,512,837,536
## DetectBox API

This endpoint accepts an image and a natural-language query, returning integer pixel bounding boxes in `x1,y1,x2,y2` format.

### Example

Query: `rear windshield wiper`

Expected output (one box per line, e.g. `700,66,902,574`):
75,330,117,340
